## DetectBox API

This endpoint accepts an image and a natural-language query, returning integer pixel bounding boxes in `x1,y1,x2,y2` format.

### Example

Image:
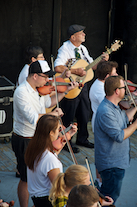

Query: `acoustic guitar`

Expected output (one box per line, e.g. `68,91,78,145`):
56,40,123,99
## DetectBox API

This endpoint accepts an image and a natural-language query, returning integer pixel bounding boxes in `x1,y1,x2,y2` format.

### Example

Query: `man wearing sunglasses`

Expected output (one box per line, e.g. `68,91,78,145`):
94,75,137,204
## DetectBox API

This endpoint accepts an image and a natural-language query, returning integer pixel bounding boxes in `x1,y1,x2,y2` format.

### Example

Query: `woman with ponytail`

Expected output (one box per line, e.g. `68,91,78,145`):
49,165,114,207
49,165,91,207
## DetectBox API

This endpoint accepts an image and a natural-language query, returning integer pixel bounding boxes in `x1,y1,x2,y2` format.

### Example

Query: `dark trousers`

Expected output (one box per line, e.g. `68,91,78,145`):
11,133,31,182
60,84,90,143
32,196,52,207
99,167,125,203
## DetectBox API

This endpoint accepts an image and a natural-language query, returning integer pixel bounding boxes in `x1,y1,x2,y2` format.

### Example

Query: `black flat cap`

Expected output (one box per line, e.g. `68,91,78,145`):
67,24,85,38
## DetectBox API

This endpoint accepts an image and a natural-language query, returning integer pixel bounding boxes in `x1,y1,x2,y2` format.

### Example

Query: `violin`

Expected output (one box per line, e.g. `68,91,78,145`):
122,94,137,102
119,79,137,110
127,80,137,92
52,123,77,151
52,125,71,150
37,77,70,95
0,199,14,207
37,77,84,96
121,64,137,115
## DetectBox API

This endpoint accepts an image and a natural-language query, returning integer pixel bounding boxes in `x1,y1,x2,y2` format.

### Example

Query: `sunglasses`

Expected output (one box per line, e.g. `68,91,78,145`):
118,86,126,90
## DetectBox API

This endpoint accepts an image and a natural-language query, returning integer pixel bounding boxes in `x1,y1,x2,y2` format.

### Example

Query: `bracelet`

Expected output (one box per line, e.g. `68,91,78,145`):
64,92,68,95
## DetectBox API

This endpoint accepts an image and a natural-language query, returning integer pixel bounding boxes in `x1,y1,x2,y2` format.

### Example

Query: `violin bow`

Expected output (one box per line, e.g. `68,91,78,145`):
51,55,78,165
124,64,137,110
124,63,128,94
85,157,110,206
85,157,101,207
85,157,95,188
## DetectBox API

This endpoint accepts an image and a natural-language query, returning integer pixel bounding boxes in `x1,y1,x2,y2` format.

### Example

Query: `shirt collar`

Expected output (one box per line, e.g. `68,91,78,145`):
25,80,37,94
104,97,120,109
69,40,81,51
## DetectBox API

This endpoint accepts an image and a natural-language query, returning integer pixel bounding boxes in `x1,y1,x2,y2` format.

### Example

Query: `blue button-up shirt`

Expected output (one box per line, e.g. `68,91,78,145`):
94,97,130,172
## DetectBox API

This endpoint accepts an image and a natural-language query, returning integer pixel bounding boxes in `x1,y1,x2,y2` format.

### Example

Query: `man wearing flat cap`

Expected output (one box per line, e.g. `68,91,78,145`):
54,24,109,152
11,60,77,207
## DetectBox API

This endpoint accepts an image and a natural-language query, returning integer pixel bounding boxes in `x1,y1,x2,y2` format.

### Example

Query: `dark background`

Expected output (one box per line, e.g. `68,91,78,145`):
0,0,137,84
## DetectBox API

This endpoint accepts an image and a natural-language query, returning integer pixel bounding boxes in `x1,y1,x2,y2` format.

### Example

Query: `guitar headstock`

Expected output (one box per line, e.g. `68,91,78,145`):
106,40,123,54
66,58,76,69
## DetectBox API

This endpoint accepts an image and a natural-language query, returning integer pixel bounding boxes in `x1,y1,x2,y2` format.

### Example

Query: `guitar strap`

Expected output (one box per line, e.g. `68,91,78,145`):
80,48,90,64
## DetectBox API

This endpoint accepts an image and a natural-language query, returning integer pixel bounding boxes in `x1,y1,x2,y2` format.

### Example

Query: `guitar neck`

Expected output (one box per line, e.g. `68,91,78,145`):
85,48,112,71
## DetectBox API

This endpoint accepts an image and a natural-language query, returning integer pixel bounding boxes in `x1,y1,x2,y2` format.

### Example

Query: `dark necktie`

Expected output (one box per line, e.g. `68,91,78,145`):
75,48,81,60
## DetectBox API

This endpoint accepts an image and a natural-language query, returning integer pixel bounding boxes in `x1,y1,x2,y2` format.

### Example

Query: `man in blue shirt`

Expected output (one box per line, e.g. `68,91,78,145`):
94,75,137,203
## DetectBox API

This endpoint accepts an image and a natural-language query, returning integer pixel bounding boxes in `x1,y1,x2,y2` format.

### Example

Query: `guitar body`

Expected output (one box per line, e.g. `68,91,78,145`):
70,59,94,84
56,59,94,99
63,78,82,99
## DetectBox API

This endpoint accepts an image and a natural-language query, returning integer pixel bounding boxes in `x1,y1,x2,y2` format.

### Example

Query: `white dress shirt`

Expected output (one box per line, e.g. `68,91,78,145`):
13,80,51,137
54,40,93,67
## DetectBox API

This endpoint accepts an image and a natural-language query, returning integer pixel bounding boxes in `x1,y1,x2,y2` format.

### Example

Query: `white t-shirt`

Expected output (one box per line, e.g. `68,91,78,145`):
89,79,105,132
27,150,63,197
18,64,29,85
54,40,93,67
13,80,51,137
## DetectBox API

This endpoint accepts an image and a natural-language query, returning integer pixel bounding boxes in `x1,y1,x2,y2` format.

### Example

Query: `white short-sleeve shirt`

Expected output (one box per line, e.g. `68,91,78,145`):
27,150,63,197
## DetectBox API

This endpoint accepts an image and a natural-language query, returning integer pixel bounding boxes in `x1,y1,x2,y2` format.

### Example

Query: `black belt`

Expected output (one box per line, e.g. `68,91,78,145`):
13,132,32,139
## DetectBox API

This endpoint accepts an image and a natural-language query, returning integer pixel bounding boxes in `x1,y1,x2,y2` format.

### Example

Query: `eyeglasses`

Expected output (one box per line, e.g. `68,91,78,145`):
118,86,126,90
37,74,48,79
37,54,45,60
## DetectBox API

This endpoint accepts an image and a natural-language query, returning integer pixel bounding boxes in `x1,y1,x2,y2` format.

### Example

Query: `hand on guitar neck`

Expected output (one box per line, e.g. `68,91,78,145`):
60,68,71,79
102,52,109,61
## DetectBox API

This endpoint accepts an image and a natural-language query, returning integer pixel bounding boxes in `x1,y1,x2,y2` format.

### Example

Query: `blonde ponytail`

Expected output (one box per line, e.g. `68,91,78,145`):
49,165,89,205
49,172,66,205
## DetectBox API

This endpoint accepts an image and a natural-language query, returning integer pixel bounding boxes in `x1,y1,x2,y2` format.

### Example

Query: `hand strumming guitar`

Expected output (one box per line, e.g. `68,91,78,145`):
71,67,86,77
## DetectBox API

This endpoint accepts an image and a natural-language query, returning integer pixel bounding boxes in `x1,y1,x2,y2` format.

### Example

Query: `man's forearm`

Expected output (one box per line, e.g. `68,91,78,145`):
55,65,66,73
125,106,137,121
123,119,137,140
50,92,67,107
